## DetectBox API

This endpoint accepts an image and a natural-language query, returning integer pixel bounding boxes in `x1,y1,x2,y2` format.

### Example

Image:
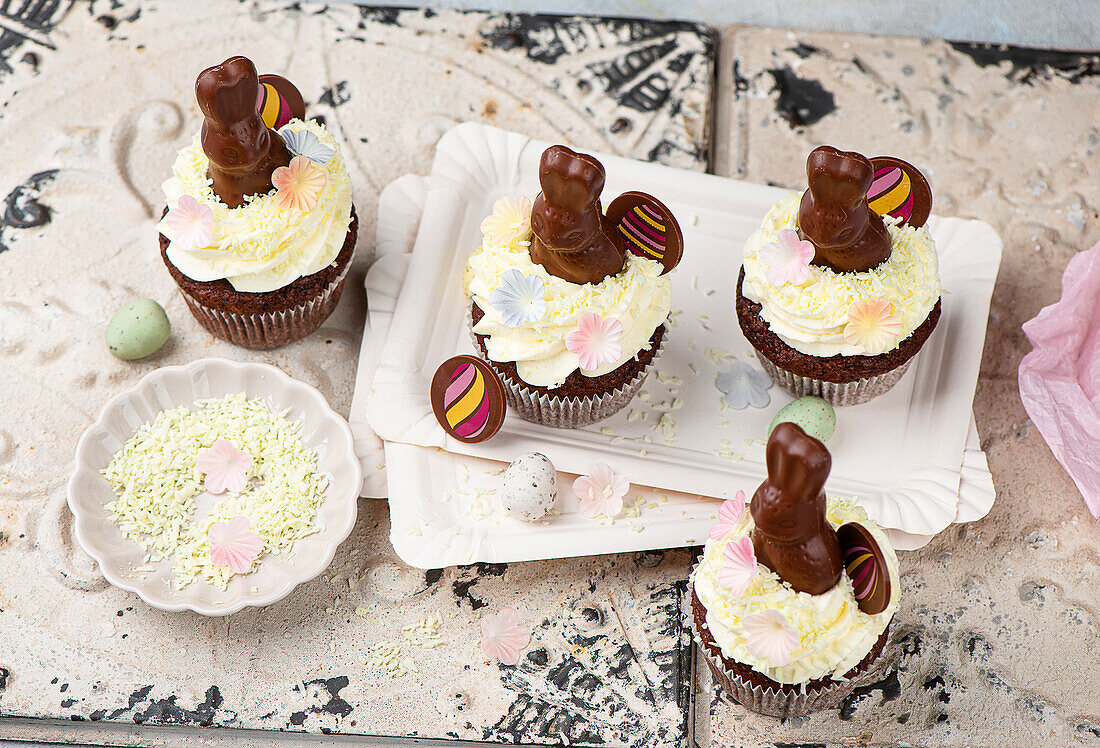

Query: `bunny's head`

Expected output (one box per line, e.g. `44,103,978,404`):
196,56,290,208
528,146,625,284
797,146,890,272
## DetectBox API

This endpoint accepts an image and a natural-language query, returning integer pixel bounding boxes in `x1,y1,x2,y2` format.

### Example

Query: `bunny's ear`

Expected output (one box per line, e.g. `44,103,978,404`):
605,191,683,275
765,422,831,499
538,145,606,209
196,56,261,127
806,146,874,208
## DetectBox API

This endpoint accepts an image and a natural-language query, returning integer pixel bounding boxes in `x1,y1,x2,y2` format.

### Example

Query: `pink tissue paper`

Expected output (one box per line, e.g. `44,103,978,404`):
1019,241,1100,518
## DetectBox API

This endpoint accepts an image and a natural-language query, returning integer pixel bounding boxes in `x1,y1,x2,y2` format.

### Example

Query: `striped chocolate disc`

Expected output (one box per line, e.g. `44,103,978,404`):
605,191,683,275
256,74,305,130
430,355,506,444
867,156,932,228
837,522,892,615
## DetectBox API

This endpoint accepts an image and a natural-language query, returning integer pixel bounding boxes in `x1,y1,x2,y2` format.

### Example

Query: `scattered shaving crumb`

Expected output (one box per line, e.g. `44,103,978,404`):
688,363,698,375
627,409,642,423
705,348,734,365
457,464,470,483
600,427,615,435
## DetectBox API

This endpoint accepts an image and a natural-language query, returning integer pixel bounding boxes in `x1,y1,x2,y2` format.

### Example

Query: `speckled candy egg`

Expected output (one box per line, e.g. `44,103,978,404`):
106,299,170,360
768,396,836,443
500,452,557,521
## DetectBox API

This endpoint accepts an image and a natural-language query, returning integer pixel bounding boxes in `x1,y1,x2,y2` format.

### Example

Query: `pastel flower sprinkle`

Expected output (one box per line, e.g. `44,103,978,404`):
480,607,530,665
844,297,903,354
272,155,327,212
480,196,532,246
489,268,547,327
566,313,624,371
165,194,214,251
709,490,746,540
759,228,814,286
208,516,263,573
573,463,629,519
196,439,251,495
742,610,800,666
715,362,773,409
718,536,758,595
282,128,334,165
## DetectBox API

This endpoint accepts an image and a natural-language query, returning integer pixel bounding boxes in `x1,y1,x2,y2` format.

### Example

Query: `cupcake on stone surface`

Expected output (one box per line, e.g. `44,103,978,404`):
736,145,940,405
465,145,682,428
157,56,356,350
690,422,900,718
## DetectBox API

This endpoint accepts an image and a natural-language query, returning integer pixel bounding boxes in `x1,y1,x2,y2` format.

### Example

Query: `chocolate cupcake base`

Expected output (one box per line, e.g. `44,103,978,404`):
690,581,890,718
470,304,665,429
161,207,358,350
736,268,940,406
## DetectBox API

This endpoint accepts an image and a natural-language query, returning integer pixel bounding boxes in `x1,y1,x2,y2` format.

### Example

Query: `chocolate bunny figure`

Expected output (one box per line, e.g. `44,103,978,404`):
528,145,626,285
750,422,843,596
797,145,891,273
196,56,291,209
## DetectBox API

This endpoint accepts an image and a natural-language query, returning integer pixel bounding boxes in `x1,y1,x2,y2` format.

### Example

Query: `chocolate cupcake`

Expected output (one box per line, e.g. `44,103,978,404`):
464,145,682,428
157,56,356,350
736,146,940,405
690,423,901,717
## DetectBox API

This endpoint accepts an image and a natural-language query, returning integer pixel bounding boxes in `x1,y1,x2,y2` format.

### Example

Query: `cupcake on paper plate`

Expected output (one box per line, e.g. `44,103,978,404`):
690,422,900,717
158,56,356,350
465,145,683,428
736,146,940,405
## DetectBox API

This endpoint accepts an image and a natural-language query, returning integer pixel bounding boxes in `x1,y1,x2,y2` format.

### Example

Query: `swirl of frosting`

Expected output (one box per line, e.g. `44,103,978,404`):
692,496,899,684
742,192,940,357
465,200,670,389
157,120,353,293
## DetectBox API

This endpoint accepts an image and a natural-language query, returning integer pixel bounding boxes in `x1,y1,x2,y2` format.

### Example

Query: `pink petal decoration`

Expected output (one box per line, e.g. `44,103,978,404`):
480,607,530,665
165,194,214,251
760,228,814,286
565,313,624,371
709,490,747,540
196,439,251,495
573,463,629,519
480,196,532,246
272,155,327,212
208,516,263,573
1020,241,1100,518
717,536,757,595
843,297,903,354
742,610,800,666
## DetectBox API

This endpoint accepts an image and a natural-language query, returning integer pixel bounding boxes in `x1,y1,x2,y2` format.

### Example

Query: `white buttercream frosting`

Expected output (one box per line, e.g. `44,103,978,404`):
158,120,353,293
741,192,940,357
692,496,899,685
466,203,671,389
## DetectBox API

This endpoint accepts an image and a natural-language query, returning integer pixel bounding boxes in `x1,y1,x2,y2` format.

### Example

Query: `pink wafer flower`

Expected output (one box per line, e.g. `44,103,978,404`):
565,313,623,371
196,440,251,495
759,229,814,286
844,297,903,354
709,491,747,540
573,463,629,519
208,516,263,574
272,156,327,212
743,610,800,666
165,195,213,251
718,536,758,595
480,607,530,665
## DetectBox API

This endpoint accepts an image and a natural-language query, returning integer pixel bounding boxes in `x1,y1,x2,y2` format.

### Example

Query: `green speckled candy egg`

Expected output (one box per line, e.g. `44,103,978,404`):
106,299,170,360
768,396,836,443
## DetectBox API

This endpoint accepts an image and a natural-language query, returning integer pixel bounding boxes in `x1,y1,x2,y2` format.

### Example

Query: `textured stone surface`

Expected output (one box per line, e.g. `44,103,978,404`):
704,26,1100,746
0,1,712,743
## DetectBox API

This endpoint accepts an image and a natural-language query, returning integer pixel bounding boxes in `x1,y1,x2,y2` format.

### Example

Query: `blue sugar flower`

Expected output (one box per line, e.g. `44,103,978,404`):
489,269,547,328
715,361,773,410
282,128,334,165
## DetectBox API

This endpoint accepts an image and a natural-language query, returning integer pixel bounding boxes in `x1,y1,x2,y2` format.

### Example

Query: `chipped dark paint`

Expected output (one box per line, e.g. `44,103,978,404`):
0,666,9,692
451,563,507,610
288,676,354,728
838,669,901,720
0,169,57,253
90,685,228,727
0,0,68,76
768,67,836,127
318,80,351,108
949,42,1100,85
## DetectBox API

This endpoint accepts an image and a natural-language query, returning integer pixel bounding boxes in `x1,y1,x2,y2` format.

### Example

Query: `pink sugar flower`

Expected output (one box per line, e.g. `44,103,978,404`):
760,229,814,286
573,463,629,519
565,313,624,371
718,536,758,595
196,439,251,495
480,196,532,246
743,610,800,666
165,195,213,251
208,516,263,573
272,155,327,212
480,607,530,665
844,297,903,354
709,491,747,541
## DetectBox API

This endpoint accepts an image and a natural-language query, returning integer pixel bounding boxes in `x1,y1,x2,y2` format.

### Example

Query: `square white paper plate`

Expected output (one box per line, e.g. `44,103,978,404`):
348,155,996,567
361,123,1002,539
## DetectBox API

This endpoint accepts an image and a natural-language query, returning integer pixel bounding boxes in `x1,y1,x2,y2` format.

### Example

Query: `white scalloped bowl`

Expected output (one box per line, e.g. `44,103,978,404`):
67,358,362,616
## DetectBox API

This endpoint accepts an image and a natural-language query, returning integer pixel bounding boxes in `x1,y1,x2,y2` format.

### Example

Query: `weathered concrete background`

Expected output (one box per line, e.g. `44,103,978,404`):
1,2,1099,747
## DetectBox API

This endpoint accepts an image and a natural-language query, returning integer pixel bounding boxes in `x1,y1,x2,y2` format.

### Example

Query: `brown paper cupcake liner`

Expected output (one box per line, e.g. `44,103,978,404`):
179,263,350,350
753,351,913,406
688,565,891,718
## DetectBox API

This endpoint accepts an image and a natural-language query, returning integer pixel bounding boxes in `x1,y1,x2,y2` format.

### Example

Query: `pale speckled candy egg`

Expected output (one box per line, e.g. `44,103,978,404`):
768,396,836,443
106,299,170,360
500,452,557,521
